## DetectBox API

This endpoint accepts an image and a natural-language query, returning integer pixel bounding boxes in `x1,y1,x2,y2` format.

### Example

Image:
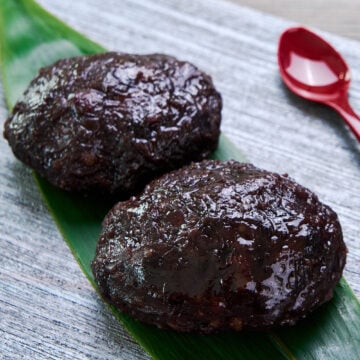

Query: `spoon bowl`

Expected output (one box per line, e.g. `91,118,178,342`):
278,27,360,141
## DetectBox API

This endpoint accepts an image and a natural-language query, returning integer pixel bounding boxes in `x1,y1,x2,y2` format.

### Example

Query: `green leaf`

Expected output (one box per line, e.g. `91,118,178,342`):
1,1,359,359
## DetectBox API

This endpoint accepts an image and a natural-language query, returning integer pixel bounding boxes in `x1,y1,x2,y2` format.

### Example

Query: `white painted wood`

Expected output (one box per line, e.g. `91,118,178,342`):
1,0,359,358
231,0,360,41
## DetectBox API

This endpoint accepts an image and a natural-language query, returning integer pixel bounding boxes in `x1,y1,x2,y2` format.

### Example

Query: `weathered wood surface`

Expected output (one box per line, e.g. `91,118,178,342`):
0,0,359,358
231,0,360,41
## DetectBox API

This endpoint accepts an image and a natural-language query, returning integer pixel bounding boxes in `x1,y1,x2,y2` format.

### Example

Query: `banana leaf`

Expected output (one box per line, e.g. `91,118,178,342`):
0,0,359,359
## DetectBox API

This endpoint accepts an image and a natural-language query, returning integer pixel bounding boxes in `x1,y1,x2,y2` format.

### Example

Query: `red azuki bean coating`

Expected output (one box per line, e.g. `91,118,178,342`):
4,53,221,194
91,160,346,333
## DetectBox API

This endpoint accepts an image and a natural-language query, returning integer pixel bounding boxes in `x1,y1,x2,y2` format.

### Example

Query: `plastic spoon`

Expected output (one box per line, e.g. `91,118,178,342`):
278,26,360,141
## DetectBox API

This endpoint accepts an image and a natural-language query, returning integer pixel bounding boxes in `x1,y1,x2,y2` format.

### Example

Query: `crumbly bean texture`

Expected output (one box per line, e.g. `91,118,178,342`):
4,53,221,194
91,160,346,333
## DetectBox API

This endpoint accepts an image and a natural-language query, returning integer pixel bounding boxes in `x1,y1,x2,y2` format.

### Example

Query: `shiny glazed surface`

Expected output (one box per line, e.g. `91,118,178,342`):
4,52,221,193
92,160,346,333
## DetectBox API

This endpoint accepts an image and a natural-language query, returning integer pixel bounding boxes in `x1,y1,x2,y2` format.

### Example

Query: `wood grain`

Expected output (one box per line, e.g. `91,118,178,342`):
230,0,360,41
1,0,359,358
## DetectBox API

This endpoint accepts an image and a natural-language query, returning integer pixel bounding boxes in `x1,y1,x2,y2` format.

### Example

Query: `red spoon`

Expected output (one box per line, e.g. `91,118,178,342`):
278,26,360,141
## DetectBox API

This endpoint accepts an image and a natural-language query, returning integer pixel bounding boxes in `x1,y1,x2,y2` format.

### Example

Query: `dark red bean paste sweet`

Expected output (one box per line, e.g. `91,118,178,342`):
91,160,346,333
4,53,221,194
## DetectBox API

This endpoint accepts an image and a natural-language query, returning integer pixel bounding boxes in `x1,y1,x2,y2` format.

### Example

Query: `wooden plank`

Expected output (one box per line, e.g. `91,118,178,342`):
230,0,360,41
1,0,359,358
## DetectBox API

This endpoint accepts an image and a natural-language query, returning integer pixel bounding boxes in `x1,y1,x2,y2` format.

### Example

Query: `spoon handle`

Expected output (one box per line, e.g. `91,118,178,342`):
329,98,360,142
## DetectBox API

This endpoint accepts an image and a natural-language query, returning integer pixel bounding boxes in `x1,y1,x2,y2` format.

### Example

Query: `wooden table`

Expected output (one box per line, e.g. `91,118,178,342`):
232,0,360,41
1,0,359,359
